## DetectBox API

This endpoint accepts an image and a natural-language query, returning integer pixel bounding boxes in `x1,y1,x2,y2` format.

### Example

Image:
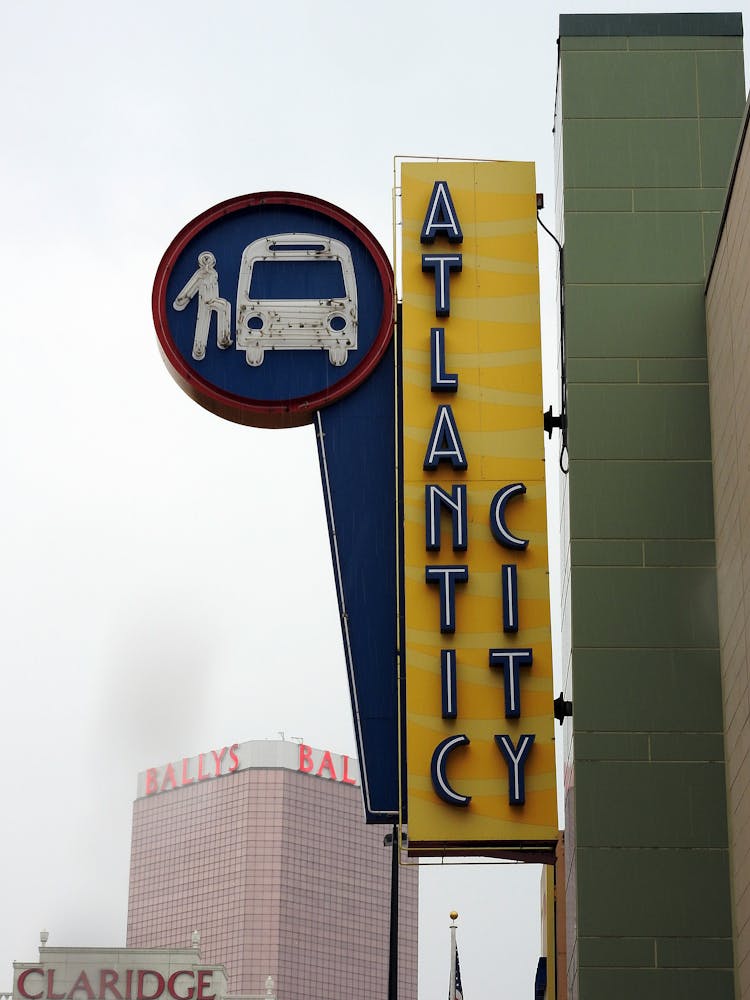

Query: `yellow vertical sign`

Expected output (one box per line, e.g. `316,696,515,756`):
400,161,557,853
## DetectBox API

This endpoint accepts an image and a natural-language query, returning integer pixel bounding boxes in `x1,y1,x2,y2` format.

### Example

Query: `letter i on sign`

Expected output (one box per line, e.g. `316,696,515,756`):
441,649,457,719
502,564,518,633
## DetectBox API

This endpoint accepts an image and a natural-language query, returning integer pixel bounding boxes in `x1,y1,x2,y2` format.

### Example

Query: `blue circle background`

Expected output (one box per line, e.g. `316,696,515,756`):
164,204,386,404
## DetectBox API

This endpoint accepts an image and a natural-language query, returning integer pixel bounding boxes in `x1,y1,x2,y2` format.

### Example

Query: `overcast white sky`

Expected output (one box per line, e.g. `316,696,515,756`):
2,2,749,998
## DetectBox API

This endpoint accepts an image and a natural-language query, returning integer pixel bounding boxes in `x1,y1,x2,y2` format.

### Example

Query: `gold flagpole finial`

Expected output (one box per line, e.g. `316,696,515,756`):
450,911,458,922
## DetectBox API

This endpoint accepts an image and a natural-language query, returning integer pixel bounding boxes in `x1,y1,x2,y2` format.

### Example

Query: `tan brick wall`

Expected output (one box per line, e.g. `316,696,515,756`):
706,105,750,1000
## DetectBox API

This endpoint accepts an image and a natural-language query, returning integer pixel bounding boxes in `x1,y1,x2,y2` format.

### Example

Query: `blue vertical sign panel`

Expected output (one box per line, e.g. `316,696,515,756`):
316,342,400,820
154,191,400,822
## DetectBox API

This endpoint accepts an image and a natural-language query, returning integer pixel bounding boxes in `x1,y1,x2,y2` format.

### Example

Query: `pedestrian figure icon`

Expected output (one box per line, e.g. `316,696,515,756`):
173,251,232,360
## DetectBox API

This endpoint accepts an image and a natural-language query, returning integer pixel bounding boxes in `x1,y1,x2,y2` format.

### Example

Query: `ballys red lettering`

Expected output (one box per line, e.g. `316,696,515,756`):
181,759,194,787
211,748,227,775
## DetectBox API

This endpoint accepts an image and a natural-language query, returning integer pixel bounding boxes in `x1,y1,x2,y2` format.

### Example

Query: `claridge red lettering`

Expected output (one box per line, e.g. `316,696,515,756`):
137,972,165,1000
99,971,123,1000
67,971,95,1000
167,972,195,1000
17,969,44,1000
196,973,214,1000
48,971,66,1000
197,754,210,781
181,758,194,786
228,743,239,772
145,769,158,796
18,969,203,1000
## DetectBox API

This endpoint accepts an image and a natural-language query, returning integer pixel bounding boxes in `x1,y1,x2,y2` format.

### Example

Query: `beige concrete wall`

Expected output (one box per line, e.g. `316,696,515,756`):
706,102,750,1000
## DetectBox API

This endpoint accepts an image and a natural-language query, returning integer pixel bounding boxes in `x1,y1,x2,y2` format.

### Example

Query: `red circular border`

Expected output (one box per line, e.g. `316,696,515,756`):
153,191,395,428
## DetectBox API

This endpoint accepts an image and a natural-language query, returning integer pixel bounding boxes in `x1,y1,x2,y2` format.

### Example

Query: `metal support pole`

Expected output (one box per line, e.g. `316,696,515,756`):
448,912,458,1000
387,824,399,1000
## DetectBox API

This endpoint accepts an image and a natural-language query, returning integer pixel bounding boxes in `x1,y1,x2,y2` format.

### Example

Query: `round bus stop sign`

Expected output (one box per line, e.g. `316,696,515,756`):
153,192,394,427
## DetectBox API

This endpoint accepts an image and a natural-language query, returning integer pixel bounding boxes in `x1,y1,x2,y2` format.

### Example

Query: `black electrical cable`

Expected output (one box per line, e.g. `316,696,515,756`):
537,212,569,474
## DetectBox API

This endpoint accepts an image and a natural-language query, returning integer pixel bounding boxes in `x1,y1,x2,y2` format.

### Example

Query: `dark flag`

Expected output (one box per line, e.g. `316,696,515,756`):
453,947,464,1000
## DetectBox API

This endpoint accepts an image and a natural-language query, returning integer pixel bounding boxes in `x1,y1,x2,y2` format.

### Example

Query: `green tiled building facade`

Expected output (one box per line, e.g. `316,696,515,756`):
556,13,745,999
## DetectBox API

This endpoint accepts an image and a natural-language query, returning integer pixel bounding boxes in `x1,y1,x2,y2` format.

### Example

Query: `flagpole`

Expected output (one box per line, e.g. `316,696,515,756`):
449,911,458,1000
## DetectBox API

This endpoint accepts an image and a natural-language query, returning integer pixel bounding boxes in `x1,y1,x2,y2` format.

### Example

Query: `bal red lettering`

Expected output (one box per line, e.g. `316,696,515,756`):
161,763,177,792
299,744,314,773
342,756,356,785
317,750,337,780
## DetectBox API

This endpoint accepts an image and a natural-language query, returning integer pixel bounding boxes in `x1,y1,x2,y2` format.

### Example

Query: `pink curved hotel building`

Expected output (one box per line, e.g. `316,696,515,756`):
126,739,417,1000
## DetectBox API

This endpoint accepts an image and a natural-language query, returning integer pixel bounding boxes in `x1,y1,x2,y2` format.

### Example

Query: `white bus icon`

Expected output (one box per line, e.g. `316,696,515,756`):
235,233,358,367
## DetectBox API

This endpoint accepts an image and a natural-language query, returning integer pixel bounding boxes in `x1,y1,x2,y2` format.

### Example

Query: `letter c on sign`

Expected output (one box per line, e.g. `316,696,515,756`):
18,970,44,1000
430,734,471,806
490,483,528,550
